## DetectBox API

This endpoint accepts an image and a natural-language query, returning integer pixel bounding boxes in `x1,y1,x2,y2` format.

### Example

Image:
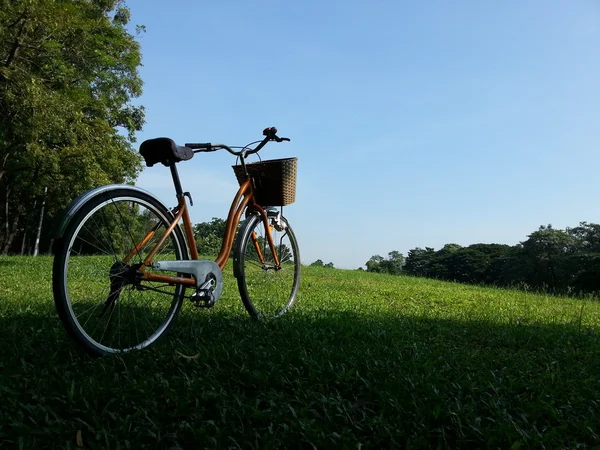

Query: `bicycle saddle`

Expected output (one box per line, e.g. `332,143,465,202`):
139,138,194,167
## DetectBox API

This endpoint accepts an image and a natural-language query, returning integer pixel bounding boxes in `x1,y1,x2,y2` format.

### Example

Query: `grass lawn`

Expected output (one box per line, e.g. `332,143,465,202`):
1,256,599,449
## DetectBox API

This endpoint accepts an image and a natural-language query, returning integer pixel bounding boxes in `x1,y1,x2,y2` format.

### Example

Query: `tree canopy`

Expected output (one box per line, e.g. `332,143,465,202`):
194,217,227,256
364,251,405,275
0,0,145,254
382,222,600,296
310,259,334,268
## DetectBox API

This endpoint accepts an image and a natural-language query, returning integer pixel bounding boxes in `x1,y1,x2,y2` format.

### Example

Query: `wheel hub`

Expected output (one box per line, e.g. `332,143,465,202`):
99,261,141,319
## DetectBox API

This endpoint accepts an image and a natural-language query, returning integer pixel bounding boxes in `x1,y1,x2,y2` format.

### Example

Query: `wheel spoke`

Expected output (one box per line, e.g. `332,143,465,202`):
56,192,186,356
237,213,300,319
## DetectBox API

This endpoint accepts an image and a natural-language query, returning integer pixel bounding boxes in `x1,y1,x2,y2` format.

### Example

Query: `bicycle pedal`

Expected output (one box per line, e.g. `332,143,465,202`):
190,290,215,308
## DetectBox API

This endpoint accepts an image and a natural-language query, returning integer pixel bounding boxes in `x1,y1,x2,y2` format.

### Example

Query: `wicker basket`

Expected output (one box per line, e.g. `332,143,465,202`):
232,157,298,206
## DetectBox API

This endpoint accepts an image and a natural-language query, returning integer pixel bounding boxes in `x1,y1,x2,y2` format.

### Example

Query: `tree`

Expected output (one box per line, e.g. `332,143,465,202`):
365,252,404,275
194,217,227,256
469,243,513,284
380,250,404,275
366,255,385,273
565,222,600,293
0,0,145,254
567,222,600,253
520,225,577,290
310,259,334,268
442,247,490,283
404,247,436,276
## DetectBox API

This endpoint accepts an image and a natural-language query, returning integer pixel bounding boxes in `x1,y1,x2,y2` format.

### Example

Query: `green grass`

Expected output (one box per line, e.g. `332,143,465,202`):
1,256,600,449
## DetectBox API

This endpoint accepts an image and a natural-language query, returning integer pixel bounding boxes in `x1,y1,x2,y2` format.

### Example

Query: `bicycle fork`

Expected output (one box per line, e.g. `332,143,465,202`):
252,210,286,269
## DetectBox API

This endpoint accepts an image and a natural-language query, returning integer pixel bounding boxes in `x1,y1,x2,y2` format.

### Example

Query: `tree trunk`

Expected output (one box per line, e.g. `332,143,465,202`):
33,187,47,256
0,153,8,182
1,185,23,255
1,214,19,255
3,185,9,248
18,198,36,255
20,231,26,255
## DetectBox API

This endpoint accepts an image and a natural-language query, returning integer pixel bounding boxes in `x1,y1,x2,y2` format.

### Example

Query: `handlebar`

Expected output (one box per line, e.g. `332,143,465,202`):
184,142,213,151
263,127,289,142
185,126,290,158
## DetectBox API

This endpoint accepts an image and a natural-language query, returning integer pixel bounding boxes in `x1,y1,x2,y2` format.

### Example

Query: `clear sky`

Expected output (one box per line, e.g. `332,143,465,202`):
125,0,600,269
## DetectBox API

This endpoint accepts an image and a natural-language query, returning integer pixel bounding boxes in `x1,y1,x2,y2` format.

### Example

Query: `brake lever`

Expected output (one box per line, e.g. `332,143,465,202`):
262,127,290,142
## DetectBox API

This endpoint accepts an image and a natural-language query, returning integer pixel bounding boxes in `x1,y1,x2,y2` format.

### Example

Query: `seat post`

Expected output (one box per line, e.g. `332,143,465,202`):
169,163,184,198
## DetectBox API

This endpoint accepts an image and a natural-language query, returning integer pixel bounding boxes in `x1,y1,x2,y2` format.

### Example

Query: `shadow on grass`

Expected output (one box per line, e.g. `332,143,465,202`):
0,259,18,267
1,306,599,449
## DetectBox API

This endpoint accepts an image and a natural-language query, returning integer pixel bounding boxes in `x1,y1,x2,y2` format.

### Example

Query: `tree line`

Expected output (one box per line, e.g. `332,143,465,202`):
364,222,600,296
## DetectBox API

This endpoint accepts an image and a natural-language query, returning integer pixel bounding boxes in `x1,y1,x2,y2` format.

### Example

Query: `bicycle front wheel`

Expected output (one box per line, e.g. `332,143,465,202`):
234,210,300,319
52,188,188,356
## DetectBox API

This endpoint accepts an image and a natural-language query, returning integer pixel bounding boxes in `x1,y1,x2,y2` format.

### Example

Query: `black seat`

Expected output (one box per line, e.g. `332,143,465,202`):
139,138,194,167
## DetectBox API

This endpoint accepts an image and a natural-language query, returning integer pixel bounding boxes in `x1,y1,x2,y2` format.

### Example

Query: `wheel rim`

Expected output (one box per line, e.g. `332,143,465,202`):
62,196,185,354
241,215,300,318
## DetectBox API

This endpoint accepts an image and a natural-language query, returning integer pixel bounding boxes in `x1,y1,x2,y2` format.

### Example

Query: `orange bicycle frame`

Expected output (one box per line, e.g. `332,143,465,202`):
128,177,280,286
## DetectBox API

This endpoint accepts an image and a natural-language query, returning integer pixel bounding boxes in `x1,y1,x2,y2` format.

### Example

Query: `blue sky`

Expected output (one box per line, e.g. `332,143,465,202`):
126,0,600,269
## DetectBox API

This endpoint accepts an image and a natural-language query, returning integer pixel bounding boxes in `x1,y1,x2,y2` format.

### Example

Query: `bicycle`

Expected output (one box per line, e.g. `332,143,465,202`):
52,127,300,357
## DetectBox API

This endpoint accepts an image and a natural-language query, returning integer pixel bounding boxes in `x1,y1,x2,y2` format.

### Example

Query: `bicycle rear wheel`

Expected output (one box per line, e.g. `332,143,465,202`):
52,188,188,356
234,210,300,319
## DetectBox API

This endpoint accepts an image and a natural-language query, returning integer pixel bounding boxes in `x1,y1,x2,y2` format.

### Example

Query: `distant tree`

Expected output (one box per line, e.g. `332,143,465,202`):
194,217,227,256
365,252,404,275
404,247,436,276
366,255,385,273
310,259,334,268
520,225,577,289
567,222,600,253
567,253,600,293
565,222,600,293
380,251,404,275
469,243,513,284
439,243,463,254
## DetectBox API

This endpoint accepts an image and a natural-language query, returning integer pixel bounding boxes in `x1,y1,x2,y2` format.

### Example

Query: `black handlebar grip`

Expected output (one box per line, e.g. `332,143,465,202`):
184,143,213,151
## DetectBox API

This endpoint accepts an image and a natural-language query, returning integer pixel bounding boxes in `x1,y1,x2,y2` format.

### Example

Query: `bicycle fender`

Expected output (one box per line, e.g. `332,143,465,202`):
52,184,170,253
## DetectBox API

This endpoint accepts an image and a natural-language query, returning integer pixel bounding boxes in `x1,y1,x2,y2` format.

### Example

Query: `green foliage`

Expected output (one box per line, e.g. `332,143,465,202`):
2,256,600,448
365,251,404,275
193,217,227,256
0,0,145,254
402,222,600,296
310,259,334,268
193,217,292,263
404,247,435,276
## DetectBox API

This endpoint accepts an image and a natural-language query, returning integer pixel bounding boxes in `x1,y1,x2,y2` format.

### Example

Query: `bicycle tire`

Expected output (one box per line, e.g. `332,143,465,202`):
52,188,188,356
233,210,300,319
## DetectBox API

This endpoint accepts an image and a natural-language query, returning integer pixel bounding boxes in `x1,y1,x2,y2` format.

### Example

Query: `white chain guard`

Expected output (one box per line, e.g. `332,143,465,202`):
152,260,223,301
